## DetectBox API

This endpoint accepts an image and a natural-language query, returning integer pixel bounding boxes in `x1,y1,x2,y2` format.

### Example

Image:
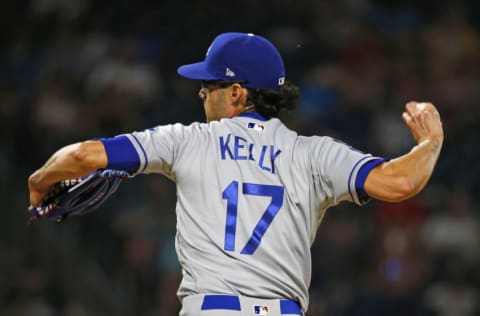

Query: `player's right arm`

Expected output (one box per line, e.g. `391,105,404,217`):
364,102,443,202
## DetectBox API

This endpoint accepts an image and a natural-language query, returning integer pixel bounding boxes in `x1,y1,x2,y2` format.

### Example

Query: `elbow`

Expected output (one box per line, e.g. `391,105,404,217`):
390,177,419,202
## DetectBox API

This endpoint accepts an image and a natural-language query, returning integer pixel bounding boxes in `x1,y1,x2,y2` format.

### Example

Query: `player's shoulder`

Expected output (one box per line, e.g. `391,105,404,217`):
298,135,368,162
293,135,353,160
297,134,347,147
295,134,331,147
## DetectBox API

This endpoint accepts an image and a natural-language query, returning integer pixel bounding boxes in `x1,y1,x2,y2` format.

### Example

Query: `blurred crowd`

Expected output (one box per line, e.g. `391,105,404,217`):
1,0,479,315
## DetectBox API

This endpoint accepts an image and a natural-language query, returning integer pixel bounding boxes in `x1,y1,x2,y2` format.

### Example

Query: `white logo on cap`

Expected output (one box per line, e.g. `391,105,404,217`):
226,68,236,77
278,77,285,85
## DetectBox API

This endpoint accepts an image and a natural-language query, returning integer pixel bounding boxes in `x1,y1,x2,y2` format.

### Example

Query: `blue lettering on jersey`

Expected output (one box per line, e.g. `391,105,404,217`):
220,134,234,159
259,145,282,174
234,136,248,160
248,143,255,161
219,133,281,174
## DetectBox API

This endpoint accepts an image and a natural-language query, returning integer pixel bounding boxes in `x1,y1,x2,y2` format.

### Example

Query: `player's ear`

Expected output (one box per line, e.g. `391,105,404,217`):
230,83,247,107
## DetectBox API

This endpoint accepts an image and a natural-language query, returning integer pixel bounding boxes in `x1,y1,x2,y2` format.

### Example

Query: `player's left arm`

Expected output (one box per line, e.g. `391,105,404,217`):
28,140,108,207
364,102,443,202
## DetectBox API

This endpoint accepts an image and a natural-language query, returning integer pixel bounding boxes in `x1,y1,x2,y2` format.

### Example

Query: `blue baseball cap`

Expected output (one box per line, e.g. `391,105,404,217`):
177,32,286,90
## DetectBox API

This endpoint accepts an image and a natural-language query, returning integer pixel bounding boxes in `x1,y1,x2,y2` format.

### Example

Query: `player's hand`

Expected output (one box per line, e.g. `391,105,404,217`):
28,173,52,207
29,184,50,208
402,102,444,144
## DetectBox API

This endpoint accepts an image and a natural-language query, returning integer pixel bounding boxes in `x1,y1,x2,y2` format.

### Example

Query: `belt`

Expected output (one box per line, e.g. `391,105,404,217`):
201,294,302,315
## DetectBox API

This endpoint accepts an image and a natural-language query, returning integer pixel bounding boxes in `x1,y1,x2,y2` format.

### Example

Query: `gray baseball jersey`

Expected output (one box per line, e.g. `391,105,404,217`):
100,112,384,312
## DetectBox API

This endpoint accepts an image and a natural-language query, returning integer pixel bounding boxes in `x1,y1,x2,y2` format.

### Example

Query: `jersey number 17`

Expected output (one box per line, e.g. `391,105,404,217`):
222,181,284,255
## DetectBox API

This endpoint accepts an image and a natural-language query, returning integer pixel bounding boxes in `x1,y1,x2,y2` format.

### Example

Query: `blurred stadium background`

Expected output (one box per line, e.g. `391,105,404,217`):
1,0,480,315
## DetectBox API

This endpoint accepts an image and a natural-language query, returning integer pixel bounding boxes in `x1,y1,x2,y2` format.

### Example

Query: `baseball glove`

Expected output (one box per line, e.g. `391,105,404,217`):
28,169,131,223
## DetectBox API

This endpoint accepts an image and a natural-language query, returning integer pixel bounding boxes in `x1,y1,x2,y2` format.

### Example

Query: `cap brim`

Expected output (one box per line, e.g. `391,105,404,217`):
177,62,219,81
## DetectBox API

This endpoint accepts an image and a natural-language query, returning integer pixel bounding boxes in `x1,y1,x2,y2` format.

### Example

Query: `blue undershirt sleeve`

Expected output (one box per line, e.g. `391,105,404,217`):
100,136,141,173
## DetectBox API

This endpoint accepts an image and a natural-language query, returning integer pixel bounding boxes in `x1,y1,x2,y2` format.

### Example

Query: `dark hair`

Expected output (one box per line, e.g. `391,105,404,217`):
246,80,299,119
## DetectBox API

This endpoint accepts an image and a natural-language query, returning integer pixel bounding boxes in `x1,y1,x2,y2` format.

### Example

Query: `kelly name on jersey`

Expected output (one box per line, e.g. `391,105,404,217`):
219,133,282,174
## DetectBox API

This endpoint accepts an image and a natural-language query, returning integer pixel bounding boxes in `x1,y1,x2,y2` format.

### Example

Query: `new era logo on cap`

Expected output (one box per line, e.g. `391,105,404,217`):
177,32,286,90
226,67,235,77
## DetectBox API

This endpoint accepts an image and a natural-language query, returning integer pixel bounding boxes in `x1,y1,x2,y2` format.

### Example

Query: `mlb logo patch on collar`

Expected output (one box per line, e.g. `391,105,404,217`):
248,122,265,132
253,305,269,315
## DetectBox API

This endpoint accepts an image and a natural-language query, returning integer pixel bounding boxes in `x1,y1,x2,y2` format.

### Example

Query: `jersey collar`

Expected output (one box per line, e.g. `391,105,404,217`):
237,111,267,121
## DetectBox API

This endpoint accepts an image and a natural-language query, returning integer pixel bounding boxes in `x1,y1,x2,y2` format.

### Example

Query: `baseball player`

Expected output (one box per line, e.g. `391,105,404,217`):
28,32,443,315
